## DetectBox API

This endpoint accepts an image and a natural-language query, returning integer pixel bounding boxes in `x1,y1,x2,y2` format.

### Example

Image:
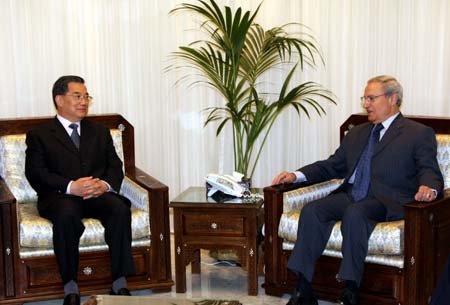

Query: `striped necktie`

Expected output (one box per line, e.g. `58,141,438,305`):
69,123,80,149
351,124,384,202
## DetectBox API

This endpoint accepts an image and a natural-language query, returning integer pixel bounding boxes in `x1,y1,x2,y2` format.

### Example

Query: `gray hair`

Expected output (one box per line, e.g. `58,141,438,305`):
368,75,403,106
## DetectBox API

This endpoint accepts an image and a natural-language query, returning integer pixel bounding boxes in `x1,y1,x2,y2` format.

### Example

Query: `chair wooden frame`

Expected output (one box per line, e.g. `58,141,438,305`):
263,114,450,305
0,114,174,305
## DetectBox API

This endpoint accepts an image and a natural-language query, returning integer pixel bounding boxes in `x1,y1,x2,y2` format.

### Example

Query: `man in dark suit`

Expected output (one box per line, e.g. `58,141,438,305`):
272,75,443,305
25,76,135,305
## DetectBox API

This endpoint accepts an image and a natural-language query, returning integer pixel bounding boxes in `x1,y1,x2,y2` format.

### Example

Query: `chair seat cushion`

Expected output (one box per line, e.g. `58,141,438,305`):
279,210,404,255
19,203,150,249
282,241,404,268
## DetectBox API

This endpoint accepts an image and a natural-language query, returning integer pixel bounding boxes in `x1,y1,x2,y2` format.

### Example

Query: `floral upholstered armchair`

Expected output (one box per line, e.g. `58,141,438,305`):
263,114,450,305
0,114,173,304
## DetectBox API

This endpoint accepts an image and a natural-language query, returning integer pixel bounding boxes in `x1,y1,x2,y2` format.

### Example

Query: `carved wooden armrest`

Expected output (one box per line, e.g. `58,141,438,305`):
264,180,343,236
403,189,450,210
402,189,450,297
263,182,308,229
403,190,450,240
125,166,171,281
126,167,168,192
263,182,307,281
125,167,169,223
0,177,19,297
125,166,169,231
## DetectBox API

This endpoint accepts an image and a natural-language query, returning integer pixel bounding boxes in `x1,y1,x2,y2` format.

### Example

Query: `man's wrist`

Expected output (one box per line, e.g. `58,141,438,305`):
432,189,438,197
101,180,113,192
294,171,307,183
66,181,73,194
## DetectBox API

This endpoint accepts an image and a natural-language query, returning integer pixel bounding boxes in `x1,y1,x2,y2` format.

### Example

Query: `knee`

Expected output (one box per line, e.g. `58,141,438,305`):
52,209,84,238
52,206,82,228
111,202,131,221
341,205,367,228
300,202,316,218
298,202,321,228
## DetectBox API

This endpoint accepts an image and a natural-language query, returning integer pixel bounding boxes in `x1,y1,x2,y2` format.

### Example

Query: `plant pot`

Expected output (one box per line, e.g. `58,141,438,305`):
239,178,251,190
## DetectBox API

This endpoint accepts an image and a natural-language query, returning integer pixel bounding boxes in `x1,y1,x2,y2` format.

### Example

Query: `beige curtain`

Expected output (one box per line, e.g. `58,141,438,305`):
1,0,450,197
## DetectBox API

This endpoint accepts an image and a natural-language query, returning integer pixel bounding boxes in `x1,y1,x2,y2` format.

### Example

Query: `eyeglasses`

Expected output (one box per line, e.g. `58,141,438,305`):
65,94,93,103
360,93,386,104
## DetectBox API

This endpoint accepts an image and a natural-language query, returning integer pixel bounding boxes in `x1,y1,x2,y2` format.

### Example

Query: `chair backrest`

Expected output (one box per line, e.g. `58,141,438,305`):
436,134,450,189
341,114,450,189
0,114,134,202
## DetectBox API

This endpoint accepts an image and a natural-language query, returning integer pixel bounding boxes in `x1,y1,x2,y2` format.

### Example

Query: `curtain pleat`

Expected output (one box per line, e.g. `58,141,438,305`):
1,0,450,197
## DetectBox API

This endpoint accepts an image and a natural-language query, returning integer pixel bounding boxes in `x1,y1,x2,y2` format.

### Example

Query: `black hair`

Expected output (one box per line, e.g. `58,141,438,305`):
52,75,85,108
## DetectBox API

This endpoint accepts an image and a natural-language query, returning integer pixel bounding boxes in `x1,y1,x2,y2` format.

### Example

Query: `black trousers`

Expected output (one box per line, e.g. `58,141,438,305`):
287,187,393,286
430,253,450,305
39,192,136,284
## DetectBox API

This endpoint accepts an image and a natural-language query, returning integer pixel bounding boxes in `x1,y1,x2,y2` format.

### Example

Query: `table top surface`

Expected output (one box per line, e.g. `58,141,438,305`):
170,186,264,207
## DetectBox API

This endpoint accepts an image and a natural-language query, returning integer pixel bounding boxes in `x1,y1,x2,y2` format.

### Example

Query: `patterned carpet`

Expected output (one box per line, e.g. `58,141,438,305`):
85,295,242,305
183,301,242,305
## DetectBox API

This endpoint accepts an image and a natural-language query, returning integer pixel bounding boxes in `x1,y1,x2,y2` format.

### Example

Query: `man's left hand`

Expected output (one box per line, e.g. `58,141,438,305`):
414,185,436,202
83,180,109,200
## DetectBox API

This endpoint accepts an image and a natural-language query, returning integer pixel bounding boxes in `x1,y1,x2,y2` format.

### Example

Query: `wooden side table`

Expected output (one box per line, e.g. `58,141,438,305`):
170,187,263,296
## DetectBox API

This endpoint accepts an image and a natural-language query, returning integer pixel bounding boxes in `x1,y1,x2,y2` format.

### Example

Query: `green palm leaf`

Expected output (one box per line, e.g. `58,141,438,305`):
170,0,336,179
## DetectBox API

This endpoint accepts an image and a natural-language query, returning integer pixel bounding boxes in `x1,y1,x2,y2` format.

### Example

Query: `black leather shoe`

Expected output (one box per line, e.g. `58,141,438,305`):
337,287,360,305
63,293,80,305
286,289,318,305
109,287,131,296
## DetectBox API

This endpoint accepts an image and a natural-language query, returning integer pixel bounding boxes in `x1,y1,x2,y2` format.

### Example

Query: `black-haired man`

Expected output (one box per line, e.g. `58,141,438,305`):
25,76,135,305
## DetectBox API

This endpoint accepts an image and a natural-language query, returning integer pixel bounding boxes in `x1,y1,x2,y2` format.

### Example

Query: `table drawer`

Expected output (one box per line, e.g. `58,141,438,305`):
183,214,245,236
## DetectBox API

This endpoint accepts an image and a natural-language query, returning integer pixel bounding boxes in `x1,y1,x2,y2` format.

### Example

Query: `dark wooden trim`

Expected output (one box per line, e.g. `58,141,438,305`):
0,178,15,206
264,114,450,305
403,190,450,305
126,167,172,283
0,179,17,298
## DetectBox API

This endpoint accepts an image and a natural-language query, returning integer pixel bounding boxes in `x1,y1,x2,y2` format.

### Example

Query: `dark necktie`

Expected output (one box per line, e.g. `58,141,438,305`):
351,124,384,202
69,123,80,149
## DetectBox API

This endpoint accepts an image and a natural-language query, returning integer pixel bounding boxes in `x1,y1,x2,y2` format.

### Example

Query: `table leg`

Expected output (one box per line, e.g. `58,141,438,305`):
247,246,258,295
191,249,201,274
248,209,262,296
174,209,186,293
175,243,186,293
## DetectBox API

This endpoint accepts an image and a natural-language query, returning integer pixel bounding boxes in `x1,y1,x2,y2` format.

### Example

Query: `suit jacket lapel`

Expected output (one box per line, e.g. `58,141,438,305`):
373,113,404,156
355,124,373,152
51,118,80,156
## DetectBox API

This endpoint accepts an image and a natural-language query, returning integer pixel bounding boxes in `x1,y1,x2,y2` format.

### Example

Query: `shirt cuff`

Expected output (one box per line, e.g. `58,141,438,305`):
432,189,438,197
66,181,73,194
294,171,307,183
101,180,114,193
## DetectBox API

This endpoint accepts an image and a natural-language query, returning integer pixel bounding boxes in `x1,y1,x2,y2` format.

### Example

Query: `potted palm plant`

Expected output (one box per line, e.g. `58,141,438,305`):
170,0,336,181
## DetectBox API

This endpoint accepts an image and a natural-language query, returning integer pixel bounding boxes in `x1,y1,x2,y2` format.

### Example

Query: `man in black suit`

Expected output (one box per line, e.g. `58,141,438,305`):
272,75,443,305
25,76,135,305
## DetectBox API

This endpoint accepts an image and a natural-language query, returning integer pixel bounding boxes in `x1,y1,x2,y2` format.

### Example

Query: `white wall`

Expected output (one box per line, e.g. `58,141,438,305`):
1,0,450,198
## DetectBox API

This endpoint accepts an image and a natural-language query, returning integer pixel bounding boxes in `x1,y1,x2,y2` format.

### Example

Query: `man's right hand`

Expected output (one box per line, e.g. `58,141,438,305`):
272,171,297,185
70,176,101,199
